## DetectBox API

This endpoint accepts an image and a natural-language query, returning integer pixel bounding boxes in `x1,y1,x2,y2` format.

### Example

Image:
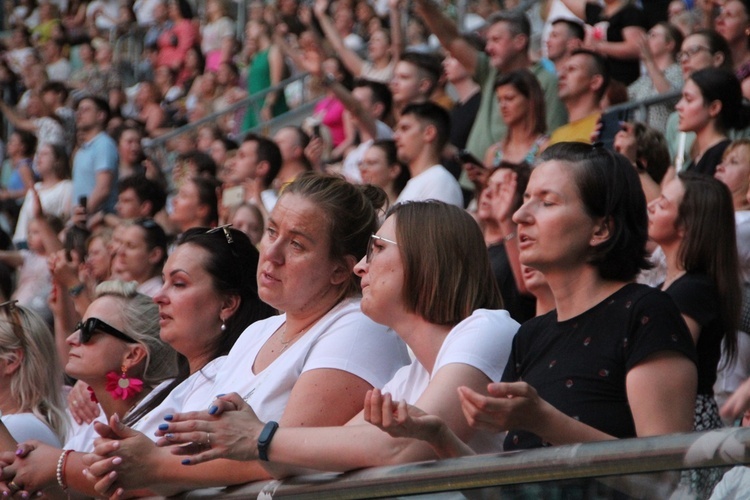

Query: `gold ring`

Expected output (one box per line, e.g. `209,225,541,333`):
8,481,21,493
206,432,211,447
72,400,79,407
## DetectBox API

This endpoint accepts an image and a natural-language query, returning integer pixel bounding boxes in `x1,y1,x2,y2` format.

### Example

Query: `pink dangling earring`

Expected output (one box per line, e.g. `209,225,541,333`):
105,365,144,400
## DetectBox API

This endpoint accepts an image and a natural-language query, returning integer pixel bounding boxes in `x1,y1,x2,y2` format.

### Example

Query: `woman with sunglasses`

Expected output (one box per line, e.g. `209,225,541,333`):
0,281,178,497
0,301,67,448
80,174,410,497
104,201,518,480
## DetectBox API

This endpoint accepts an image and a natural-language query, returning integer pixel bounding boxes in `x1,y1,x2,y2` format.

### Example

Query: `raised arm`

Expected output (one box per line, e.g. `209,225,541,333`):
389,0,404,62
0,101,37,133
313,0,365,77
413,0,478,75
303,48,378,138
559,0,587,20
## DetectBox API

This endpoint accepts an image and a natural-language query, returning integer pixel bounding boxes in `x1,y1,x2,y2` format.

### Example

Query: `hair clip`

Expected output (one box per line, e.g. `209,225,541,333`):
207,224,234,244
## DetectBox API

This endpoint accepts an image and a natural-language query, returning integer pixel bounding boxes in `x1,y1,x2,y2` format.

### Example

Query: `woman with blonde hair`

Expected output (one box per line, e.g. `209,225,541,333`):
0,301,67,446
0,281,179,497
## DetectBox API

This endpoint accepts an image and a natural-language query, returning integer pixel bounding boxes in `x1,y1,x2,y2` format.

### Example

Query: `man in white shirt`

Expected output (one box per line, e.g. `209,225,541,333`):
395,102,463,207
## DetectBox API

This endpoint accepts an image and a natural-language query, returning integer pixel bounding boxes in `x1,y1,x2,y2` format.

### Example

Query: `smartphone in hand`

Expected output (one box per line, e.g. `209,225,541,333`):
456,149,486,170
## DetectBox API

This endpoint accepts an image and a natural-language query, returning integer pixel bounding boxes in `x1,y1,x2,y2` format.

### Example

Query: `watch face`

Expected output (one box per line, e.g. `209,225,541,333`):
259,421,279,444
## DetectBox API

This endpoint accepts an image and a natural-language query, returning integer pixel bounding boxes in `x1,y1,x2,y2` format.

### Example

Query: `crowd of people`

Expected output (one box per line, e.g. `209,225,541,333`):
1,0,750,497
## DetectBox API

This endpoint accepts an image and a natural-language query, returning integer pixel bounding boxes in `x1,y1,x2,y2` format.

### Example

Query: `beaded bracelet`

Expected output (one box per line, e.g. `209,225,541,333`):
56,449,73,490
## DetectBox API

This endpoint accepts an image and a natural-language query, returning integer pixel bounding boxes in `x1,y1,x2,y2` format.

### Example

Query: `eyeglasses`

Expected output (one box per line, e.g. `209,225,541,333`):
366,234,397,263
74,318,137,344
677,46,711,62
207,223,234,244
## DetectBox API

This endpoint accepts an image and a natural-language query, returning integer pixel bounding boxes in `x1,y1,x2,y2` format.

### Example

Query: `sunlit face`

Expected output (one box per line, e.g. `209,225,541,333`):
65,296,135,383
154,244,226,360
647,178,685,246
476,167,508,223
512,160,602,272
227,140,260,185
353,215,405,326
715,144,750,200
257,194,345,314
359,145,398,190
675,79,715,133
496,83,528,127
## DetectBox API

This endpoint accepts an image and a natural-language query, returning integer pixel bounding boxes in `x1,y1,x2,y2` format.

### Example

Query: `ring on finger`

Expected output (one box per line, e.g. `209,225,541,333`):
8,481,21,494
206,432,211,447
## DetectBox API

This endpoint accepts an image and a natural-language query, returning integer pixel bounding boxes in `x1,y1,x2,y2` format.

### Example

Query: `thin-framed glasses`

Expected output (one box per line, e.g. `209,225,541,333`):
676,46,710,62
74,318,137,344
207,223,234,244
366,234,398,263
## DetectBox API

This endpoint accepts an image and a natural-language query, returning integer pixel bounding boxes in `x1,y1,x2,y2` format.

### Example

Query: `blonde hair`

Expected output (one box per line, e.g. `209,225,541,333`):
0,304,68,443
94,281,178,387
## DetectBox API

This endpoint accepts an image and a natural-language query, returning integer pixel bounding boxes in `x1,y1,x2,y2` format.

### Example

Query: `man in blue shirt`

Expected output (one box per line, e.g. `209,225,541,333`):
72,96,118,213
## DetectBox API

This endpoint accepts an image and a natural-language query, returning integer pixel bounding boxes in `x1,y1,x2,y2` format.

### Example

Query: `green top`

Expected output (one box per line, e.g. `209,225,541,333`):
242,48,289,131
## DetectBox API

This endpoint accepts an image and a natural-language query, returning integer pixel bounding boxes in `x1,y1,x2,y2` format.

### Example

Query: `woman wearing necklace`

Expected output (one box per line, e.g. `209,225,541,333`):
115,201,516,480
2,228,276,496
78,173,410,497
0,281,179,497
484,70,548,171
677,67,746,176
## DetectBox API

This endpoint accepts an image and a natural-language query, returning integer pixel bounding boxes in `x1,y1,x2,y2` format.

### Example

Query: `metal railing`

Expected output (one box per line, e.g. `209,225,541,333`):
179,427,750,499
141,72,320,164
606,89,682,123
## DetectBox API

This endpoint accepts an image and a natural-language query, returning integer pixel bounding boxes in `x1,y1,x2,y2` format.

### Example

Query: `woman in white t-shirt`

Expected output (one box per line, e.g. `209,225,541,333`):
0,281,178,497
139,201,518,476
0,301,67,447
82,173,411,497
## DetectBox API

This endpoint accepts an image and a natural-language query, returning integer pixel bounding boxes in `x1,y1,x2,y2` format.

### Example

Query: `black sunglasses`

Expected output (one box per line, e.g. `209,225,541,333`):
74,318,137,344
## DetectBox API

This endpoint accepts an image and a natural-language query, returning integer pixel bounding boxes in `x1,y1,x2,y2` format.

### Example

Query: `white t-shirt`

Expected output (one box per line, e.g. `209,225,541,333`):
132,357,226,437
341,121,393,184
137,276,164,298
2,413,61,447
396,165,463,207
64,379,174,452
209,298,410,422
380,309,518,454
14,180,73,244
